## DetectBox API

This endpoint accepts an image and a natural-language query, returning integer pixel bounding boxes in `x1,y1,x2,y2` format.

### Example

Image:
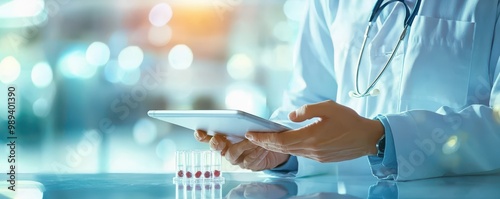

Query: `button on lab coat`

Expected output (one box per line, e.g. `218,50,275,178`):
270,0,500,180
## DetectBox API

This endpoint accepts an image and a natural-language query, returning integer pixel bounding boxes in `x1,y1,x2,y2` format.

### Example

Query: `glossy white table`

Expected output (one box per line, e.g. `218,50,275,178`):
4,172,500,198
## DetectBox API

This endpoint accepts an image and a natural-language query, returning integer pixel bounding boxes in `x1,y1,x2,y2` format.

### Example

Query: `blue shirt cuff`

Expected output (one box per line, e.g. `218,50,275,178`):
264,155,298,177
271,155,298,171
368,115,398,180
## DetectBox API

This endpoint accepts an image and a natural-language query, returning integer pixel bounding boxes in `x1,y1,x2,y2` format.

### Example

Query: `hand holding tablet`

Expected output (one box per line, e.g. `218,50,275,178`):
148,110,290,142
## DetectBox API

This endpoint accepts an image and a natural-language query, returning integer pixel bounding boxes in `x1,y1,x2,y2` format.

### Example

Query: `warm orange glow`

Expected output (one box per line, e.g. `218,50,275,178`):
168,5,233,59
121,3,235,60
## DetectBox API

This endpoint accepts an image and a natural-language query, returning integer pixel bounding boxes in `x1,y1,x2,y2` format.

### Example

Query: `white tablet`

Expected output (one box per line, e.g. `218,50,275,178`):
147,110,290,140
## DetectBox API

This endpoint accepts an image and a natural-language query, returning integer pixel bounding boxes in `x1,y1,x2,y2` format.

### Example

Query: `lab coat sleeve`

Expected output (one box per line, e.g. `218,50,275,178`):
368,115,398,180
380,12,500,181
266,0,338,177
384,105,500,181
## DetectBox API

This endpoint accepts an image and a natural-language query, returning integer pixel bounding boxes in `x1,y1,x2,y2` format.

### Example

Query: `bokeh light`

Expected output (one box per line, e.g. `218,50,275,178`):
225,83,267,116
156,138,176,172
58,48,97,79
0,0,45,18
156,139,176,160
104,60,124,83
442,135,460,155
149,3,173,27
118,46,144,71
226,53,255,80
0,0,310,175
0,56,21,83
168,44,193,70
283,0,306,22
148,25,173,46
133,118,158,145
31,62,53,88
120,67,141,86
86,42,110,66
32,98,50,117
104,60,140,85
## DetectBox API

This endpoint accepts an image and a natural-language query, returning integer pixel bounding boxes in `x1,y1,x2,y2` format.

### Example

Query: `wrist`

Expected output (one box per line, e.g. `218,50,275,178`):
365,119,385,155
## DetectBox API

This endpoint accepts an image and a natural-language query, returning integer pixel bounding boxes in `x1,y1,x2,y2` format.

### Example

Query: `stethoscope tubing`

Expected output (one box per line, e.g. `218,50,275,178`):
350,0,422,98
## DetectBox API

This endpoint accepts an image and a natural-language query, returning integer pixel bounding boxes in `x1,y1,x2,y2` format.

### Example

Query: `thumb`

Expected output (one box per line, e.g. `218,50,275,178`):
289,100,335,122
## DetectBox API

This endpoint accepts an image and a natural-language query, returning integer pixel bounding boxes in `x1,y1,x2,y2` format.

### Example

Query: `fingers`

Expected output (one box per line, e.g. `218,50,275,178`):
245,132,289,153
243,148,269,170
209,134,229,154
196,130,229,155
194,130,211,143
225,140,258,165
246,123,322,153
246,131,299,147
288,100,336,122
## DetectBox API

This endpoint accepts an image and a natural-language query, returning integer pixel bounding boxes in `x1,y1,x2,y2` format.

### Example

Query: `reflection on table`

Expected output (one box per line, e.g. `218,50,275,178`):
5,173,500,199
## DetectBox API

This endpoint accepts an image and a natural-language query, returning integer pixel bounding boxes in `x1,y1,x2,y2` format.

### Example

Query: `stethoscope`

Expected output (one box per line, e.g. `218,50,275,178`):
349,0,422,98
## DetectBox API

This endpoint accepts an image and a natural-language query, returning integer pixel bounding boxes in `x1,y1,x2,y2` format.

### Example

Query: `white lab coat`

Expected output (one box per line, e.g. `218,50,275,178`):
270,0,500,180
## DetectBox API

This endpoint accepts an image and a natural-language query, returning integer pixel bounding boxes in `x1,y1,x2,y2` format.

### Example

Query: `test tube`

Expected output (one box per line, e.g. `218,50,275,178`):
175,151,185,180
202,151,212,179
192,151,203,180
185,151,193,179
211,151,222,179
174,150,224,199
175,150,225,182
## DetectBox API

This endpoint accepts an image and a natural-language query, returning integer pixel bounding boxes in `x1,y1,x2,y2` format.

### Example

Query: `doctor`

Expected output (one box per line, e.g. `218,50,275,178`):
195,0,500,181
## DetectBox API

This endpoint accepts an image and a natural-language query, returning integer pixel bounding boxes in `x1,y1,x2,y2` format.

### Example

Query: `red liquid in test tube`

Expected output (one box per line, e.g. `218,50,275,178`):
195,171,202,178
192,151,202,179
202,151,212,179
175,151,186,180
175,150,224,183
204,171,211,178
214,170,220,177
212,151,222,179
186,151,194,180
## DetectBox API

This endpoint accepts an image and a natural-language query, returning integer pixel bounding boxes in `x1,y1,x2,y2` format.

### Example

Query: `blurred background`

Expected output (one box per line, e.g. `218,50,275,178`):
0,0,307,173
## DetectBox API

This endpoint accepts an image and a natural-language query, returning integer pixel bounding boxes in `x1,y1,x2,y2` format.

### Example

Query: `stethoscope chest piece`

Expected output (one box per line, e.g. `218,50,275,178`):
349,88,380,98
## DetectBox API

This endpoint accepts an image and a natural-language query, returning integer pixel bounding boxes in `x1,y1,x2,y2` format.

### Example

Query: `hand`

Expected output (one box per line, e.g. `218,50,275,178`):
194,130,290,171
245,100,384,163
